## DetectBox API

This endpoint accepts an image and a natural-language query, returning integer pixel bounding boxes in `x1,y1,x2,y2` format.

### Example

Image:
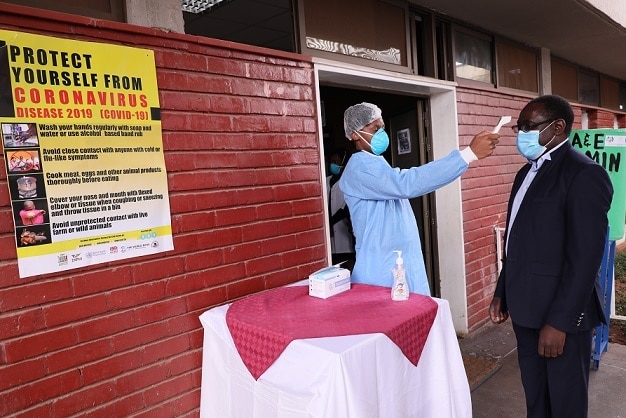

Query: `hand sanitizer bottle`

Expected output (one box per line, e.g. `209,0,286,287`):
391,250,409,301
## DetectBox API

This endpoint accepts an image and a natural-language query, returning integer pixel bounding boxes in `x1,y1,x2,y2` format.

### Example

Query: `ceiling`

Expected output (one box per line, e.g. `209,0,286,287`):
184,0,626,82
413,0,626,81
183,0,294,52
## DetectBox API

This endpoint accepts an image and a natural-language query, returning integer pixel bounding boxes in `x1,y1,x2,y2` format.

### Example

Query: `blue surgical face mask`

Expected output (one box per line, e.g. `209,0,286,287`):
516,120,556,160
329,163,342,175
359,128,389,155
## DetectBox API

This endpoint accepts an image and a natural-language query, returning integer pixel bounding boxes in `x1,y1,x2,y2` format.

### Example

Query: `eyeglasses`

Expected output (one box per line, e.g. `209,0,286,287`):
511,119,554,133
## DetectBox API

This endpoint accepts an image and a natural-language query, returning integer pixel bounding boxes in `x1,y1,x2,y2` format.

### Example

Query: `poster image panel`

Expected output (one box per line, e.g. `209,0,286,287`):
0,29,174,278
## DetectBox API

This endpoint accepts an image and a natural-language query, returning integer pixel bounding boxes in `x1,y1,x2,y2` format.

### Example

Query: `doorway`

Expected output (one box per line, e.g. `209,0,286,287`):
319,86,439,295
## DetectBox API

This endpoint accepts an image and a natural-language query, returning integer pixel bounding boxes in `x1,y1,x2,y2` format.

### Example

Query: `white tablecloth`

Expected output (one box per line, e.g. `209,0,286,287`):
199,297,471,418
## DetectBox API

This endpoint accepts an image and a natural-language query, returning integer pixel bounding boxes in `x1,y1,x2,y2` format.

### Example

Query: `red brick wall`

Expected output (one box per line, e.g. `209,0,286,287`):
0,5,325,417
458,87,624,332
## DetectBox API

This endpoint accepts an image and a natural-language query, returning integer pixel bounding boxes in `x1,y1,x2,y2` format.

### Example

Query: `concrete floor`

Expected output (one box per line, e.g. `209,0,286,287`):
460,321,626,418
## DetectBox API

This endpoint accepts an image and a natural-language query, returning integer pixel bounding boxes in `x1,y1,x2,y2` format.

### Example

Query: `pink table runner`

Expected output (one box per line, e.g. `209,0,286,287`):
225,283,438,380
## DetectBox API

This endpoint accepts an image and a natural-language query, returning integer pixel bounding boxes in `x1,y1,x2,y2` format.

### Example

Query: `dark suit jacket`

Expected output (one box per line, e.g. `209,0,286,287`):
494,141,613,333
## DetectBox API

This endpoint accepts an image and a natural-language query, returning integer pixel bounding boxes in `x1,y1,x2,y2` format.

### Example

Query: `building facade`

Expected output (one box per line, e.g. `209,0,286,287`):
0,0,624,415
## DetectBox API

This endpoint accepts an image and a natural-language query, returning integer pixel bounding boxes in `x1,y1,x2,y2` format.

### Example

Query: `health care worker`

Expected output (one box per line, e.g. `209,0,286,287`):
339,102,499,295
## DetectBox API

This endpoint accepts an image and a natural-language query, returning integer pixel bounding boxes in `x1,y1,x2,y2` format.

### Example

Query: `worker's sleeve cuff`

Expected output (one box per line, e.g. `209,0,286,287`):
460,147,478,164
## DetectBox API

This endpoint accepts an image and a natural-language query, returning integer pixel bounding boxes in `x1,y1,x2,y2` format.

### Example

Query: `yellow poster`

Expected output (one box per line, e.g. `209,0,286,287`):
0,30,174,278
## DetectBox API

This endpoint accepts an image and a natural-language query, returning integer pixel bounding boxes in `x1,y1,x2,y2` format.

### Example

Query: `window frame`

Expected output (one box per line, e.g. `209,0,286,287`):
494,38,539,93
297,0,414,74
451,24,495,87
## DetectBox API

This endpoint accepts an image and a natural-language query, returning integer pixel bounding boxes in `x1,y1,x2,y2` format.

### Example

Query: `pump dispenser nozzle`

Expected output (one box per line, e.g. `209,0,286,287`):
393,250,403,266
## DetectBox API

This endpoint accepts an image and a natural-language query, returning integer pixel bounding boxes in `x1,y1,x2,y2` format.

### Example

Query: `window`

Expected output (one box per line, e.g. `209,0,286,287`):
551,58,578,101
579,70,600,106
301,0,408,67
600,76,620,110
496,41,538,92
453,29,493,84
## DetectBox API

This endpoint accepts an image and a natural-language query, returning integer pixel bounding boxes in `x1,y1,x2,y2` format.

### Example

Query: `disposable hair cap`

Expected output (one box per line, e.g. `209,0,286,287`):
343,102,382,140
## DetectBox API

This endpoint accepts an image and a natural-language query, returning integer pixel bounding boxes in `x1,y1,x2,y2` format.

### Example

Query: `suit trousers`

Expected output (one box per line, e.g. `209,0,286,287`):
512,322,593,418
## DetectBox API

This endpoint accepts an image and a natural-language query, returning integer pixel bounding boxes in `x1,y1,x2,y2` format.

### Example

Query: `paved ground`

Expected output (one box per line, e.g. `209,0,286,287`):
460,320,626,417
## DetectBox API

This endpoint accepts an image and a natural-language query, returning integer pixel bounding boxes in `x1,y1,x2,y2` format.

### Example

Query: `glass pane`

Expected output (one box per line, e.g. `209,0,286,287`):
600,76,619,110
496,42,537,92
551,58,578,101
302,0,406,66
454,30,492,83
579,71,599,105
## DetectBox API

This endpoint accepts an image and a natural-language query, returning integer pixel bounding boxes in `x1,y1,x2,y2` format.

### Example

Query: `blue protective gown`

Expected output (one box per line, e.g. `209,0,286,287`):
339,150,468,295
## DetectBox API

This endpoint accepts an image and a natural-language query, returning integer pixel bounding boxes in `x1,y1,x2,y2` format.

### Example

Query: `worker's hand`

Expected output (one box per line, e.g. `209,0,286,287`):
469,131,500,159
488,297,509,324
538,324,566,357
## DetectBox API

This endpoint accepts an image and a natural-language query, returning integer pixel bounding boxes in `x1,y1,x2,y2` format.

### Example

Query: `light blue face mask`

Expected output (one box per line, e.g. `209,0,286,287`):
329,163,342,175
359,128,390,156
516,120,556,160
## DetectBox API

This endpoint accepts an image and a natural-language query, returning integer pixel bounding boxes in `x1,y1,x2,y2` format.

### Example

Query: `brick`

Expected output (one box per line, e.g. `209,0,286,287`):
184,286,228,312
111,321,170,353
261,236,297,255
132,257,185,284
215,170,259,188
164,387,201,417
0,263,25,288
83,391,146,418
237,186,274,204
166,313,204,337
134,298,188,327
50,381,117,417
226,276,267,300
236,152,276,168
295,229,326,248
142,334,190,365
291,198,323,215
43,294,109,327
276,216,312,235
0,357,46,391
183,248,223,272
47,339,114,374
0,210,14,233
263,267,302,288
0,279,73,312
0,307,45,340
75,310,135,343
4,326,76,363
254,202,292,220
115,362,171,396
107,282,166,310
223,242,262,263
0,369,81,416
206,56,247,77
81,351,143,386
171,211,216,233
244,254,283,276
158,50,208,72
70,267,133,296
143,372,196,407
160,91,211,112
0,235,17,260
11,403,52,418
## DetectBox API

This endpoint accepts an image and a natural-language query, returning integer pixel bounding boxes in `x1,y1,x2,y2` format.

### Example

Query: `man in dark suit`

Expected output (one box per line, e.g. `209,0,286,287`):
489,95,613,418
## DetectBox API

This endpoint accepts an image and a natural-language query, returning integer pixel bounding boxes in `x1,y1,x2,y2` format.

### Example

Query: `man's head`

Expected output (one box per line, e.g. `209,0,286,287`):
524,95,574,136
23,200,35,210
343,102,382,140
514,95,573,158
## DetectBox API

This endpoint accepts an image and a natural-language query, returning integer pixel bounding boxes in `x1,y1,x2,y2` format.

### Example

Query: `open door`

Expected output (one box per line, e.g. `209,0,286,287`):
389,101,439,296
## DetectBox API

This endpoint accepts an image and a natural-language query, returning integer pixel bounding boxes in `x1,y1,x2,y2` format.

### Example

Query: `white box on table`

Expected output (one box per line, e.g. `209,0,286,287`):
308,266,351,299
